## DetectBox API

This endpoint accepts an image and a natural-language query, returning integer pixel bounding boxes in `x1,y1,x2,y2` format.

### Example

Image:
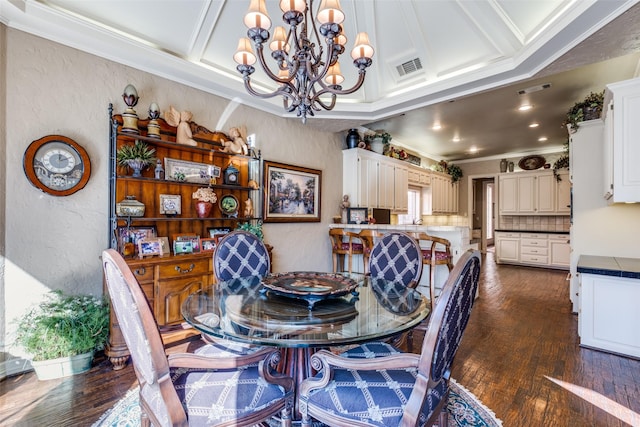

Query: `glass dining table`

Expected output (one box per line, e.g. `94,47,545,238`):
181,271,429,419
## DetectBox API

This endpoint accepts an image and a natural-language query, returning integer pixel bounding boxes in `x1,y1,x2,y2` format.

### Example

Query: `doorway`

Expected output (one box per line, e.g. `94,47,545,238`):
470,176,496,253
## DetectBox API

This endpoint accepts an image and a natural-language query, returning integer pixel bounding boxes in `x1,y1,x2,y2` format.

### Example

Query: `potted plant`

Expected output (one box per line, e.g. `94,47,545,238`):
14,290,109,380
563,90,605,133
447,163,463,183
116,140,157,177
364,130,392,154
236,220,264,241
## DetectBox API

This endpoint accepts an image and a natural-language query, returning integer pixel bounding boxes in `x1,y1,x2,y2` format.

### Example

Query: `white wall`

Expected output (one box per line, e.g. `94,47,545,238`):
1,29,342,366
570,119,640,311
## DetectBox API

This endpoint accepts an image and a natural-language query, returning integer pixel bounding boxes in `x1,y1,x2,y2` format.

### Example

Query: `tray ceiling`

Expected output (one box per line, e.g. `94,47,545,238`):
2,0,640,160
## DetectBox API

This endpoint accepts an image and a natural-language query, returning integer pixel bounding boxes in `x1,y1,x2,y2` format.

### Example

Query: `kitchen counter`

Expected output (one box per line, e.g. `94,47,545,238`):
495,229,569,235
577,255,640,279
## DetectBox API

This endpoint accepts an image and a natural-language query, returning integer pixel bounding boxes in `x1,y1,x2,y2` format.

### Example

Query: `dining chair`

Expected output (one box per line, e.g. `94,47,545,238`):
102,249,293,427
298,250,481,427
213,230,271,281
368,231,423,289
329,228,365,274
412,232,454,312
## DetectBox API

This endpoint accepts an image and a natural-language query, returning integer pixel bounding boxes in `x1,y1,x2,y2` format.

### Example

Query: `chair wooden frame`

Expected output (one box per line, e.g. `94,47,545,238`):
299,250,481,427
102,249,293,427
329,228,365,274
413,232,454,311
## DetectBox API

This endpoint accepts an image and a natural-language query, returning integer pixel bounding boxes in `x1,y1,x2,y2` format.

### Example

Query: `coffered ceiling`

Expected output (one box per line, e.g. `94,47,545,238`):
2,0,640,160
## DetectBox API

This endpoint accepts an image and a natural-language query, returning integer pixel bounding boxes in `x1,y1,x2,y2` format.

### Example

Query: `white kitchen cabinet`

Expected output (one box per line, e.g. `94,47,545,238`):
549,234,570,268
343,148,408,212
579,272,640,358
603,77,640,203
495,232,520,263
520,233,548,265
432,173,458,214
498,170,570,215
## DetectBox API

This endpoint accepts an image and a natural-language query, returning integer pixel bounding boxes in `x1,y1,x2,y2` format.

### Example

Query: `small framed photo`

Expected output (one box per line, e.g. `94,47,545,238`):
117,226,157,256
138,238,163,258
172,234,201,253
208,227,231,238
173,240,193,255
200,237,217,252
159,194,181,215
158,237,171,255
165,158,217,184
347,207,368,224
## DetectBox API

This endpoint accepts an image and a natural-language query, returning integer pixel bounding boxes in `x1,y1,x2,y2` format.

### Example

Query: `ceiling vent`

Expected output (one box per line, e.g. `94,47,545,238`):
518,83,551,95
396,58,423,77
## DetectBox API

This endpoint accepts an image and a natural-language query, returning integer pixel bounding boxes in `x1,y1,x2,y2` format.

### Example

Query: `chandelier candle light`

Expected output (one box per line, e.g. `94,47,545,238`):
234,0,374,123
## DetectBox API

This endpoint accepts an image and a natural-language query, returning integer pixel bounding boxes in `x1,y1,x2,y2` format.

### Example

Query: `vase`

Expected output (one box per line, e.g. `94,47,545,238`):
508,161,515,172
125,159,147,177
500,158,508,173
370,137,385,154
345,129,359,149
31,351,94,380
195,201,213,218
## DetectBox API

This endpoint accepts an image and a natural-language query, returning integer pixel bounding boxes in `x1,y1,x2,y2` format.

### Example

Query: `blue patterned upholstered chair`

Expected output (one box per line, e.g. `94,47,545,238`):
368,232,423,288
214,230,270,281
298,250,481,427
102,249,293,427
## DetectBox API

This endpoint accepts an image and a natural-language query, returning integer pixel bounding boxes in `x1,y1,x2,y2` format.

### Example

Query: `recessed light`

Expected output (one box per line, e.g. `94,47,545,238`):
452,137,460,142
469,146,478,153
519,104,532,111
432,124,442,131
529,123,539,128
538,137,548,142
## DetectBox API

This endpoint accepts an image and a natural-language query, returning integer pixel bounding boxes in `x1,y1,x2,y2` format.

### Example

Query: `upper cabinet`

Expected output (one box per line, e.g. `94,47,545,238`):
431,172,458,214
603,77,640,203
498,170,569,216
343,148,408,213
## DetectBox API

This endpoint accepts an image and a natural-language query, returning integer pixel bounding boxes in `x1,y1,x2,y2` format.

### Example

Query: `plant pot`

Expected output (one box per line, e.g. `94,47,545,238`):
31,351,94,380
195,201,213,218
370,137,385,154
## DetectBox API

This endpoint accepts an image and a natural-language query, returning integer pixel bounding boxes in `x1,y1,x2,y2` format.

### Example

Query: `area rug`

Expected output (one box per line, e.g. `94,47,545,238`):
92,378,502,427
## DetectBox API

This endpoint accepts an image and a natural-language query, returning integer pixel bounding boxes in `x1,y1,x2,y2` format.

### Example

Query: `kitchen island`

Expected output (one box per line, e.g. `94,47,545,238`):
329,224,476,296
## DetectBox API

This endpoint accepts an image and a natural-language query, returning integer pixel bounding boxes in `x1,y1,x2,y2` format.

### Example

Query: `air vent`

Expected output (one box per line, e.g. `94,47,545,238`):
396,58,423,77
518,83,551,95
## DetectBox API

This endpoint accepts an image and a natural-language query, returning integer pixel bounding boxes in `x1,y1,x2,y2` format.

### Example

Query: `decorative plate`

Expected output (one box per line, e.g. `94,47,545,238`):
518,155,546,170
220,194,239,217
261,271,359,309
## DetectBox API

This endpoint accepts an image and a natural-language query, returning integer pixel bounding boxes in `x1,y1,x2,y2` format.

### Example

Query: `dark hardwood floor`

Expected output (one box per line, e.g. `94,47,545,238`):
1,252,639,426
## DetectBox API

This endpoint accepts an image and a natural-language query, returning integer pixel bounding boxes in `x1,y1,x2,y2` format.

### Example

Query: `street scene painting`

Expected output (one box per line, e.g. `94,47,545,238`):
263,160,321,223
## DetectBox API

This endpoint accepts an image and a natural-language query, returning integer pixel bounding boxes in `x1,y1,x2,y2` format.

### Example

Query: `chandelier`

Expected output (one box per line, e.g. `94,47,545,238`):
234,0,374,123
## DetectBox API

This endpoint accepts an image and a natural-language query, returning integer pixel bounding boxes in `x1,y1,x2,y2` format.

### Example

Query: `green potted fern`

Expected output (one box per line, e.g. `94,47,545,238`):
14,290,109,380
563,90,605,132
116,140,157,177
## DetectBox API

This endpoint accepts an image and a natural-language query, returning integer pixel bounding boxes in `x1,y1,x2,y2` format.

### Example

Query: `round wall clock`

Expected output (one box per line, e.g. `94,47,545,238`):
23,135,91,196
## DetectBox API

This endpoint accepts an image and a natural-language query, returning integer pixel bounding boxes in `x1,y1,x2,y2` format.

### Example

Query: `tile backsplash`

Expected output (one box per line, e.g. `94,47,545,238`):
499,215,570,232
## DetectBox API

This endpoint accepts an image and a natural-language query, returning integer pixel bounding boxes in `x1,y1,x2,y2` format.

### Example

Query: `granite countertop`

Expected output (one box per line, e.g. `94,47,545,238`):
494,229,570,235
577,255,640,279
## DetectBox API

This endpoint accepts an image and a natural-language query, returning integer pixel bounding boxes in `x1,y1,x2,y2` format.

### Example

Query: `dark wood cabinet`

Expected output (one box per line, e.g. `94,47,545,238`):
105,104,262,369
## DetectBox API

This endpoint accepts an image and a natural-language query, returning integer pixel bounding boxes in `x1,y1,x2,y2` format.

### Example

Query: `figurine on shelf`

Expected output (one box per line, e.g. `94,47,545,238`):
165,106,197,146
340,194,350,211
244,198,254,218
221,127,248,155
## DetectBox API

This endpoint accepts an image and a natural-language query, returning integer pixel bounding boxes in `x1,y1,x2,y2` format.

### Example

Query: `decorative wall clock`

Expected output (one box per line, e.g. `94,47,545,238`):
23,135,91,196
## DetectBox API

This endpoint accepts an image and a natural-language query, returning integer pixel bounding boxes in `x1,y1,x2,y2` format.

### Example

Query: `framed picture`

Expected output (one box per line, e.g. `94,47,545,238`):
347,207,368,224
263,160,321,223
158,236,171,255
164,158,219,184
159,194,181,215
173,240,193,255
138,238,163,258
200,237,217,252
117,226,157,256
172,234,201,253
208,227,231,238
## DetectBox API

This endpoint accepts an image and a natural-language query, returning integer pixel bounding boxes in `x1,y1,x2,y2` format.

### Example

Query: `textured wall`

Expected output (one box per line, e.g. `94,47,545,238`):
1,24,7,369
1,29,341,361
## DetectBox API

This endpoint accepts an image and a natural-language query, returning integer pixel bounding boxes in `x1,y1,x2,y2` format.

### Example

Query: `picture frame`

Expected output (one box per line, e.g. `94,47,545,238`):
159,194,181,215
173,240,193,255
164,158,220,184
347,207,368,224
158,236,171,255
263,160,321,223
200,237,217,252
172,233,201,253
138,238,163,258
208,227,231,238
117,226,157,256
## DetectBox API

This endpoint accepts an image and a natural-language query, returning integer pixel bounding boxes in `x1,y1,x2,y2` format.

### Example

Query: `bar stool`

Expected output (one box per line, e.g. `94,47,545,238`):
329,228,364,274
357,229,379,275
413,232,454,311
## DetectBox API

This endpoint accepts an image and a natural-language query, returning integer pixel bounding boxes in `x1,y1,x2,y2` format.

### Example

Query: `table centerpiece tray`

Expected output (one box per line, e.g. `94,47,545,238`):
261,271,359,309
